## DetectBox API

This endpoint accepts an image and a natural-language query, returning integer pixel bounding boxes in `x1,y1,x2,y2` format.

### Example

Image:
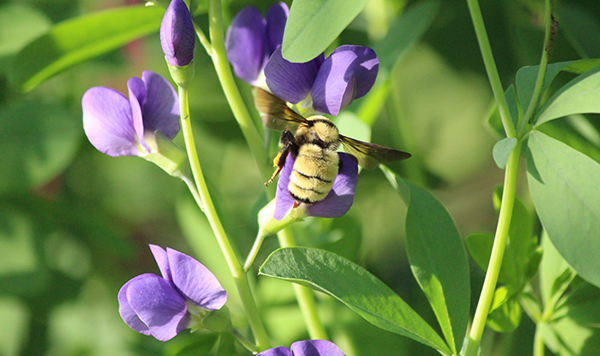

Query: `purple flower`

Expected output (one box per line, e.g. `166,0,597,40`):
274,152,358,220
118,245,227,341
82,71,179,157
265,45,379,115
258,340,346,356
160,0,196,67
225,2,289,85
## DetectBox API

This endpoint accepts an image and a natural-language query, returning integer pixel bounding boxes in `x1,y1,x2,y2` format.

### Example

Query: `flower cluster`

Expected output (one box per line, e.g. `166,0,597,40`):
118,245,227,341
81,2,355,354
226,2,378,116
225,2,288,85
82,71,180,158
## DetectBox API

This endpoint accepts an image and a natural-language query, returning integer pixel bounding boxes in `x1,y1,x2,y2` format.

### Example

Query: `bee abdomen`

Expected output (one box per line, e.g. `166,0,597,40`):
288,147,339,204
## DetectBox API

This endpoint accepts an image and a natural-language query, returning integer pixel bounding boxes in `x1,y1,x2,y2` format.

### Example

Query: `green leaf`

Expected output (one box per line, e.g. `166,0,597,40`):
10,5,165,92
281,0,370,62
559,282,600,328
259,247,451,355
374,0,440,72
402,179,470,354
543,317,600,356
527,131,600,288
515,59,600,117
0,98,81,193
493,137,518,169
534,66,600,127
487,289,522,333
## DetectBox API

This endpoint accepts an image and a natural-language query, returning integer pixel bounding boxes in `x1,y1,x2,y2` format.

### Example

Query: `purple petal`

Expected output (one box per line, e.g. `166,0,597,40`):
127,76,149,152
264,47,323,104
82,87,140,157
273,153,297,220
265,2,288,54
305,153,358,218
257,347,292,356
312,46,378,115
160,0,195,67
149,244,172,282
118,275,151,336
166,248,227,311
125,273,190,341
140,71,180,139
225,6,268,84
290,340,346,356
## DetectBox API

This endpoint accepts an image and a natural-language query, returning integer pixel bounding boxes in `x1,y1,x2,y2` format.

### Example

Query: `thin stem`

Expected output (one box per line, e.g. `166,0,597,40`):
244,230,266,271
178,86,271,350
519,0,553,132
182,175,205,212
465,140,522,356
201,0,328,340
277,228,329,340
533,325,545,356
206,0,271,182
466,0,516,138
231,328,259,354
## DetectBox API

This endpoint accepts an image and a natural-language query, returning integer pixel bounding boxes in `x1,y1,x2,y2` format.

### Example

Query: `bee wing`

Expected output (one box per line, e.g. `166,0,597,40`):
340,135,411,169
253,87,307,130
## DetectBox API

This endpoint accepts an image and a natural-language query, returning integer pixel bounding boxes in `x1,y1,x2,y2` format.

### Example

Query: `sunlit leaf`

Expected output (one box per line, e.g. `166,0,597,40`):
10,5,165,92
527,131,600,288
487,289,522,333
281,0,370,62
403,181,469,353
534,66,600,126
260,247,451,355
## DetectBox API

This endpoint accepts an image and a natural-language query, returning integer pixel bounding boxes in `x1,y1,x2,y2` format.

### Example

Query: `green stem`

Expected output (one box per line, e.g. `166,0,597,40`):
533,325,545,356
231,327,259,354
465,140,522,356
200,0,328,340
520,0,553,132
466,0,516,138
205,0,271,182
178,86,271,351
277,228,329,340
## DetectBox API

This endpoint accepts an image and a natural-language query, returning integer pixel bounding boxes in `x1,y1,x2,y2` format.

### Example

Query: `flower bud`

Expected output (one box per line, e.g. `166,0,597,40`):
160,0,195,67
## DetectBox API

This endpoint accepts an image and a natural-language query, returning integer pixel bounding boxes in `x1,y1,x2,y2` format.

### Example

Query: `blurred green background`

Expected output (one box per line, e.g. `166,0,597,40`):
1,0,599,355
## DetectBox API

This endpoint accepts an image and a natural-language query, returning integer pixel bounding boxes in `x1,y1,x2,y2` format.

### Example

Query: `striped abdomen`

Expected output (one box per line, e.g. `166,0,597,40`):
288,144,339,204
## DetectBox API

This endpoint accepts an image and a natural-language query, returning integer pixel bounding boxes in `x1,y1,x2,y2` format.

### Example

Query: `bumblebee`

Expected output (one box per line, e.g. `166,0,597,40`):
254,87,411,206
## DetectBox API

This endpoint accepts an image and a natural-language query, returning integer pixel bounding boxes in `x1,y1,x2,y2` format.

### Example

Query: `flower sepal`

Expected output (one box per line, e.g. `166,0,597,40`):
258,198,306,237
193,305,232,333
142,130,188,178
165,58,195,88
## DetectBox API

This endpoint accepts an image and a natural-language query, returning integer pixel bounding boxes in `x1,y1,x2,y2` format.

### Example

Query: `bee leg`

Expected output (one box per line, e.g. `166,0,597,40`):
265,131,298,186
265,152,284,186
293,201,301,208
